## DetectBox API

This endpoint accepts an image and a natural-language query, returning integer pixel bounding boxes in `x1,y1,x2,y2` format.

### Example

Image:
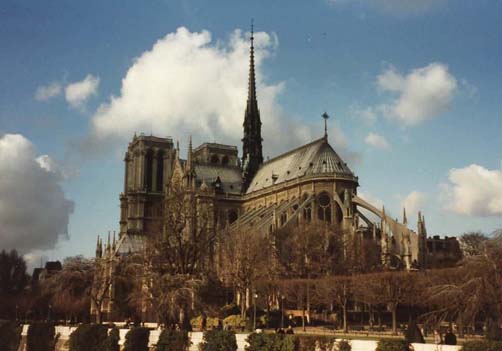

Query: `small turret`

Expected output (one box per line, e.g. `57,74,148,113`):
381,206,389,268
95,236,102,258
402,207,407,225
417,211,427,270
106,231,111,254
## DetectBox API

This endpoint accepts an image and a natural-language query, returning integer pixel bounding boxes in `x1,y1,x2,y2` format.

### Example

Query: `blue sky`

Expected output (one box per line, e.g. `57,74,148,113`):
1,0,501,266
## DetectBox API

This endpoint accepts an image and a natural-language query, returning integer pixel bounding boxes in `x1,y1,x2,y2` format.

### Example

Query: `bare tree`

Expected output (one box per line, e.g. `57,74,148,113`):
425,232,502,340
44,256,94,323
220,228,273,318
353,271,420,335
459,231,488,257
315,276,353,332
124,184,218,326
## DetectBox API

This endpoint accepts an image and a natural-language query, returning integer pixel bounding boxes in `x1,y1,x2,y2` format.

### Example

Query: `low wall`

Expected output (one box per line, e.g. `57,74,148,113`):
19,325,463,351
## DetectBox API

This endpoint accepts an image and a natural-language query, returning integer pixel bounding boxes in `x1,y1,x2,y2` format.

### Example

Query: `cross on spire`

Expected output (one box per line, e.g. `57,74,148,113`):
322,112,330,138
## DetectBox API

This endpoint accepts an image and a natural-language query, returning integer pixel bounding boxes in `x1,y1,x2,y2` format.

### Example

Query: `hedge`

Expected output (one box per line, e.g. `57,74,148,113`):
124,327,150,351
245,334,349,351
0,320,21,351
462,340,502,351
245,333,296,351
106,326,120,351
375,338,407,351
156,329,190,351
27,322,56,351
199,330,238,351
69,324,108,351
336,339,352,351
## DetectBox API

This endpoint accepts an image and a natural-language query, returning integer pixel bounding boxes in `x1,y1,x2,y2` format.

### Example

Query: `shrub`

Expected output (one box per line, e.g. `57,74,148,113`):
0,320,21,351
264,310,285,329
245,333,296,351
375,338,407,351
156,329,190,351
294,335,339,351
69,324,108,351
462,340,502,351
106,326,120,351
336,339,352,351
27,322,56,351
224,314,247,330
191,315,220,330
199,330,237,351
124,327,150,351
219,304,241,318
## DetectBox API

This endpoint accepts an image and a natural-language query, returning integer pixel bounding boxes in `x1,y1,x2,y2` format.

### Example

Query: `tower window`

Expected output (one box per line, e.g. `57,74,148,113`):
222,155,229,166
317,192,332,223
210,154,220,164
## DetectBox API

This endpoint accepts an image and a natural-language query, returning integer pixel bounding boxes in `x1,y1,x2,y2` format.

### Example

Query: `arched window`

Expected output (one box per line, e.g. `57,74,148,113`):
210,154,220,164
317,192,332,223
280,212,287,226
156,151,164,191
228,210,238,224
144,150,153,191
302,193,312,222
222,155,229,166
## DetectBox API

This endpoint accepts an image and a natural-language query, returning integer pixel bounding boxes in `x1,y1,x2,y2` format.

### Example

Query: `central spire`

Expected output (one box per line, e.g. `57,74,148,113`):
242,19,264,192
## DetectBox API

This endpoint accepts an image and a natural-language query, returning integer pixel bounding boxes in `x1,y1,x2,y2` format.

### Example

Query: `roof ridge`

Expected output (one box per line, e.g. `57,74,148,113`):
261,137,326,166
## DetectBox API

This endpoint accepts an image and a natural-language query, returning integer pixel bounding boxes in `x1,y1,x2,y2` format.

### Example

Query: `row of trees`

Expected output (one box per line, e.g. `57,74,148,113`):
1,182,501,341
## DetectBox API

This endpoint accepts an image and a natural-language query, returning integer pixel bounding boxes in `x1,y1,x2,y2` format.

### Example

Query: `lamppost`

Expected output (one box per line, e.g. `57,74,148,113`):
280,295,285,329
253,290,258,331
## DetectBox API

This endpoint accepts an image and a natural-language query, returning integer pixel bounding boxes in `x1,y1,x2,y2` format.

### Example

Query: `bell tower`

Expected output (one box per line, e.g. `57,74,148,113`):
241,21,264,191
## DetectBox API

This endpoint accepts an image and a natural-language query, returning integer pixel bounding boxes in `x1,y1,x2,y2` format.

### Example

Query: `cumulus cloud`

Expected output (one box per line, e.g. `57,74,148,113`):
400,191,427,215
377,63,457,126
365,132,390,150
441,164,502,217
0,134,74,254
89,27,353,161
65,74,100,108
327,0,446,16
35,82,62,101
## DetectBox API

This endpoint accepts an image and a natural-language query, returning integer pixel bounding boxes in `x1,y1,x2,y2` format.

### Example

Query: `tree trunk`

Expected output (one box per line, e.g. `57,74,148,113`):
391,304,397,335
458,314,465,338
343,305,348,333
302,306,306,331
96,307,102,324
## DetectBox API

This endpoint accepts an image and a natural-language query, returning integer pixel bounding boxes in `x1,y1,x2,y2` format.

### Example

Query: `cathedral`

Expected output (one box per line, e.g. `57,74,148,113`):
91,29,459,322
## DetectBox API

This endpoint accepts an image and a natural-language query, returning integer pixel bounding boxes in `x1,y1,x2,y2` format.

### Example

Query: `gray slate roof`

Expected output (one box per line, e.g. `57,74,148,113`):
246,137,354,194
194,164,243,194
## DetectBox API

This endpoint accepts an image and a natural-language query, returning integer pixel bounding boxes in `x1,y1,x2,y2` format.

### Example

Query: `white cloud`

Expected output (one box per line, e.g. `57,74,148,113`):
350,105,377,124
65,74,100,108
400,191,427,216
365,132,390,150
441,164,502,217
377,63,457,126
327,0,446,16
35,82,62,101
89,27,353,161
0,134,74,254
